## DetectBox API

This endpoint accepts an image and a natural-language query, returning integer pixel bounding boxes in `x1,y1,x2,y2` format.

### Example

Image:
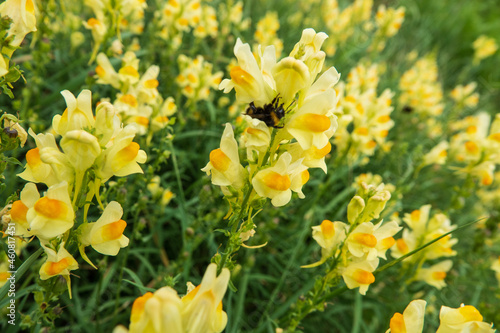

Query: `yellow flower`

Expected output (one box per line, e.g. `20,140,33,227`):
347,221,401,260
128,287,183,333
415,260,453,289
302,220,347,268
60,130,101,172
118,52,141,86
27,181,74,240
181,263,230,333
201,123,246,189
95,53,121,89
422,141,449,167
473,35,498,64
95,102,120,146
39,242,78,298
8,182,39,237
289,28,329,80
122,263,230,333
341,258,378,295
219,38,276,106
252,152,307,207
437,304,495,333
80,201,129,256
0,0,36,53
53,90,95,136
386,299,426,333
285,89,338,151
242,116,272,153
137,65,160,103
17,129,68,186
96,125,147,181
83,17,107,45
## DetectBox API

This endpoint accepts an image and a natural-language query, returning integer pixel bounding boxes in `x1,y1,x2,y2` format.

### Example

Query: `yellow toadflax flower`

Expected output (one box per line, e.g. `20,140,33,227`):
385,299,426,333
0,0,36,55
53,90,96,136
96,125,147,182
8,182,39,237
414,260,453,290
80,201,129,257
302,220,347,268
27,181,74,240
340,258,378,295
202,123,246,189
117,263,230,333
473,35,498,65
181,263,230,333
252,152,308,207
436,304,496,333
39,242,78,298
18,129,73,187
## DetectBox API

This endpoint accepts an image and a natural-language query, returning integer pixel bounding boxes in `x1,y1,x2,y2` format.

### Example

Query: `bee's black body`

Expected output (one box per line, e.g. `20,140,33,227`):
245,96,286,128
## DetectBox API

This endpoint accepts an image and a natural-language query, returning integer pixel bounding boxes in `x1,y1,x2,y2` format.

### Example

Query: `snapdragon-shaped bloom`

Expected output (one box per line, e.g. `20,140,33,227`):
8,182,39,237
347,221,401,260
202,123,246,189
285,89,337,150
128,287,183,333
386,299,426,333
18,129,70,187
436,304,496,333
95,53,121,89
53,90,96,136
80,201,129,256
302,220,347,268
0,0,36,54
414,260,453,290
27,182,74,240
181,263,230,333
252,152,308,207
119,263,230,333
39,242,78,297
219,38,276,106
96,125,147,181
341,258,378,295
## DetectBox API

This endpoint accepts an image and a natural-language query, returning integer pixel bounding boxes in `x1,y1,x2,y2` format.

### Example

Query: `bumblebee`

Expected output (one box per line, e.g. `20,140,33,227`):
245,96,286,128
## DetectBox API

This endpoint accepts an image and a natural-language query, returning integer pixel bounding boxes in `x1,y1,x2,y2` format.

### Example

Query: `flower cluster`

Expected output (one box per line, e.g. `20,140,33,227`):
253,11,283,58
95,51,177,137
450,82,479,109
321,0,373,56
176,54,223,104
399,55,444,118
448,112,500,186
7,89,146,295
114,263,230,333
204,28,340,212
333,63,395,163
83,0,146,60
369,5,405,52
391,205,457,289
154,0,218,50
304,182,400,295
386,300,496,333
